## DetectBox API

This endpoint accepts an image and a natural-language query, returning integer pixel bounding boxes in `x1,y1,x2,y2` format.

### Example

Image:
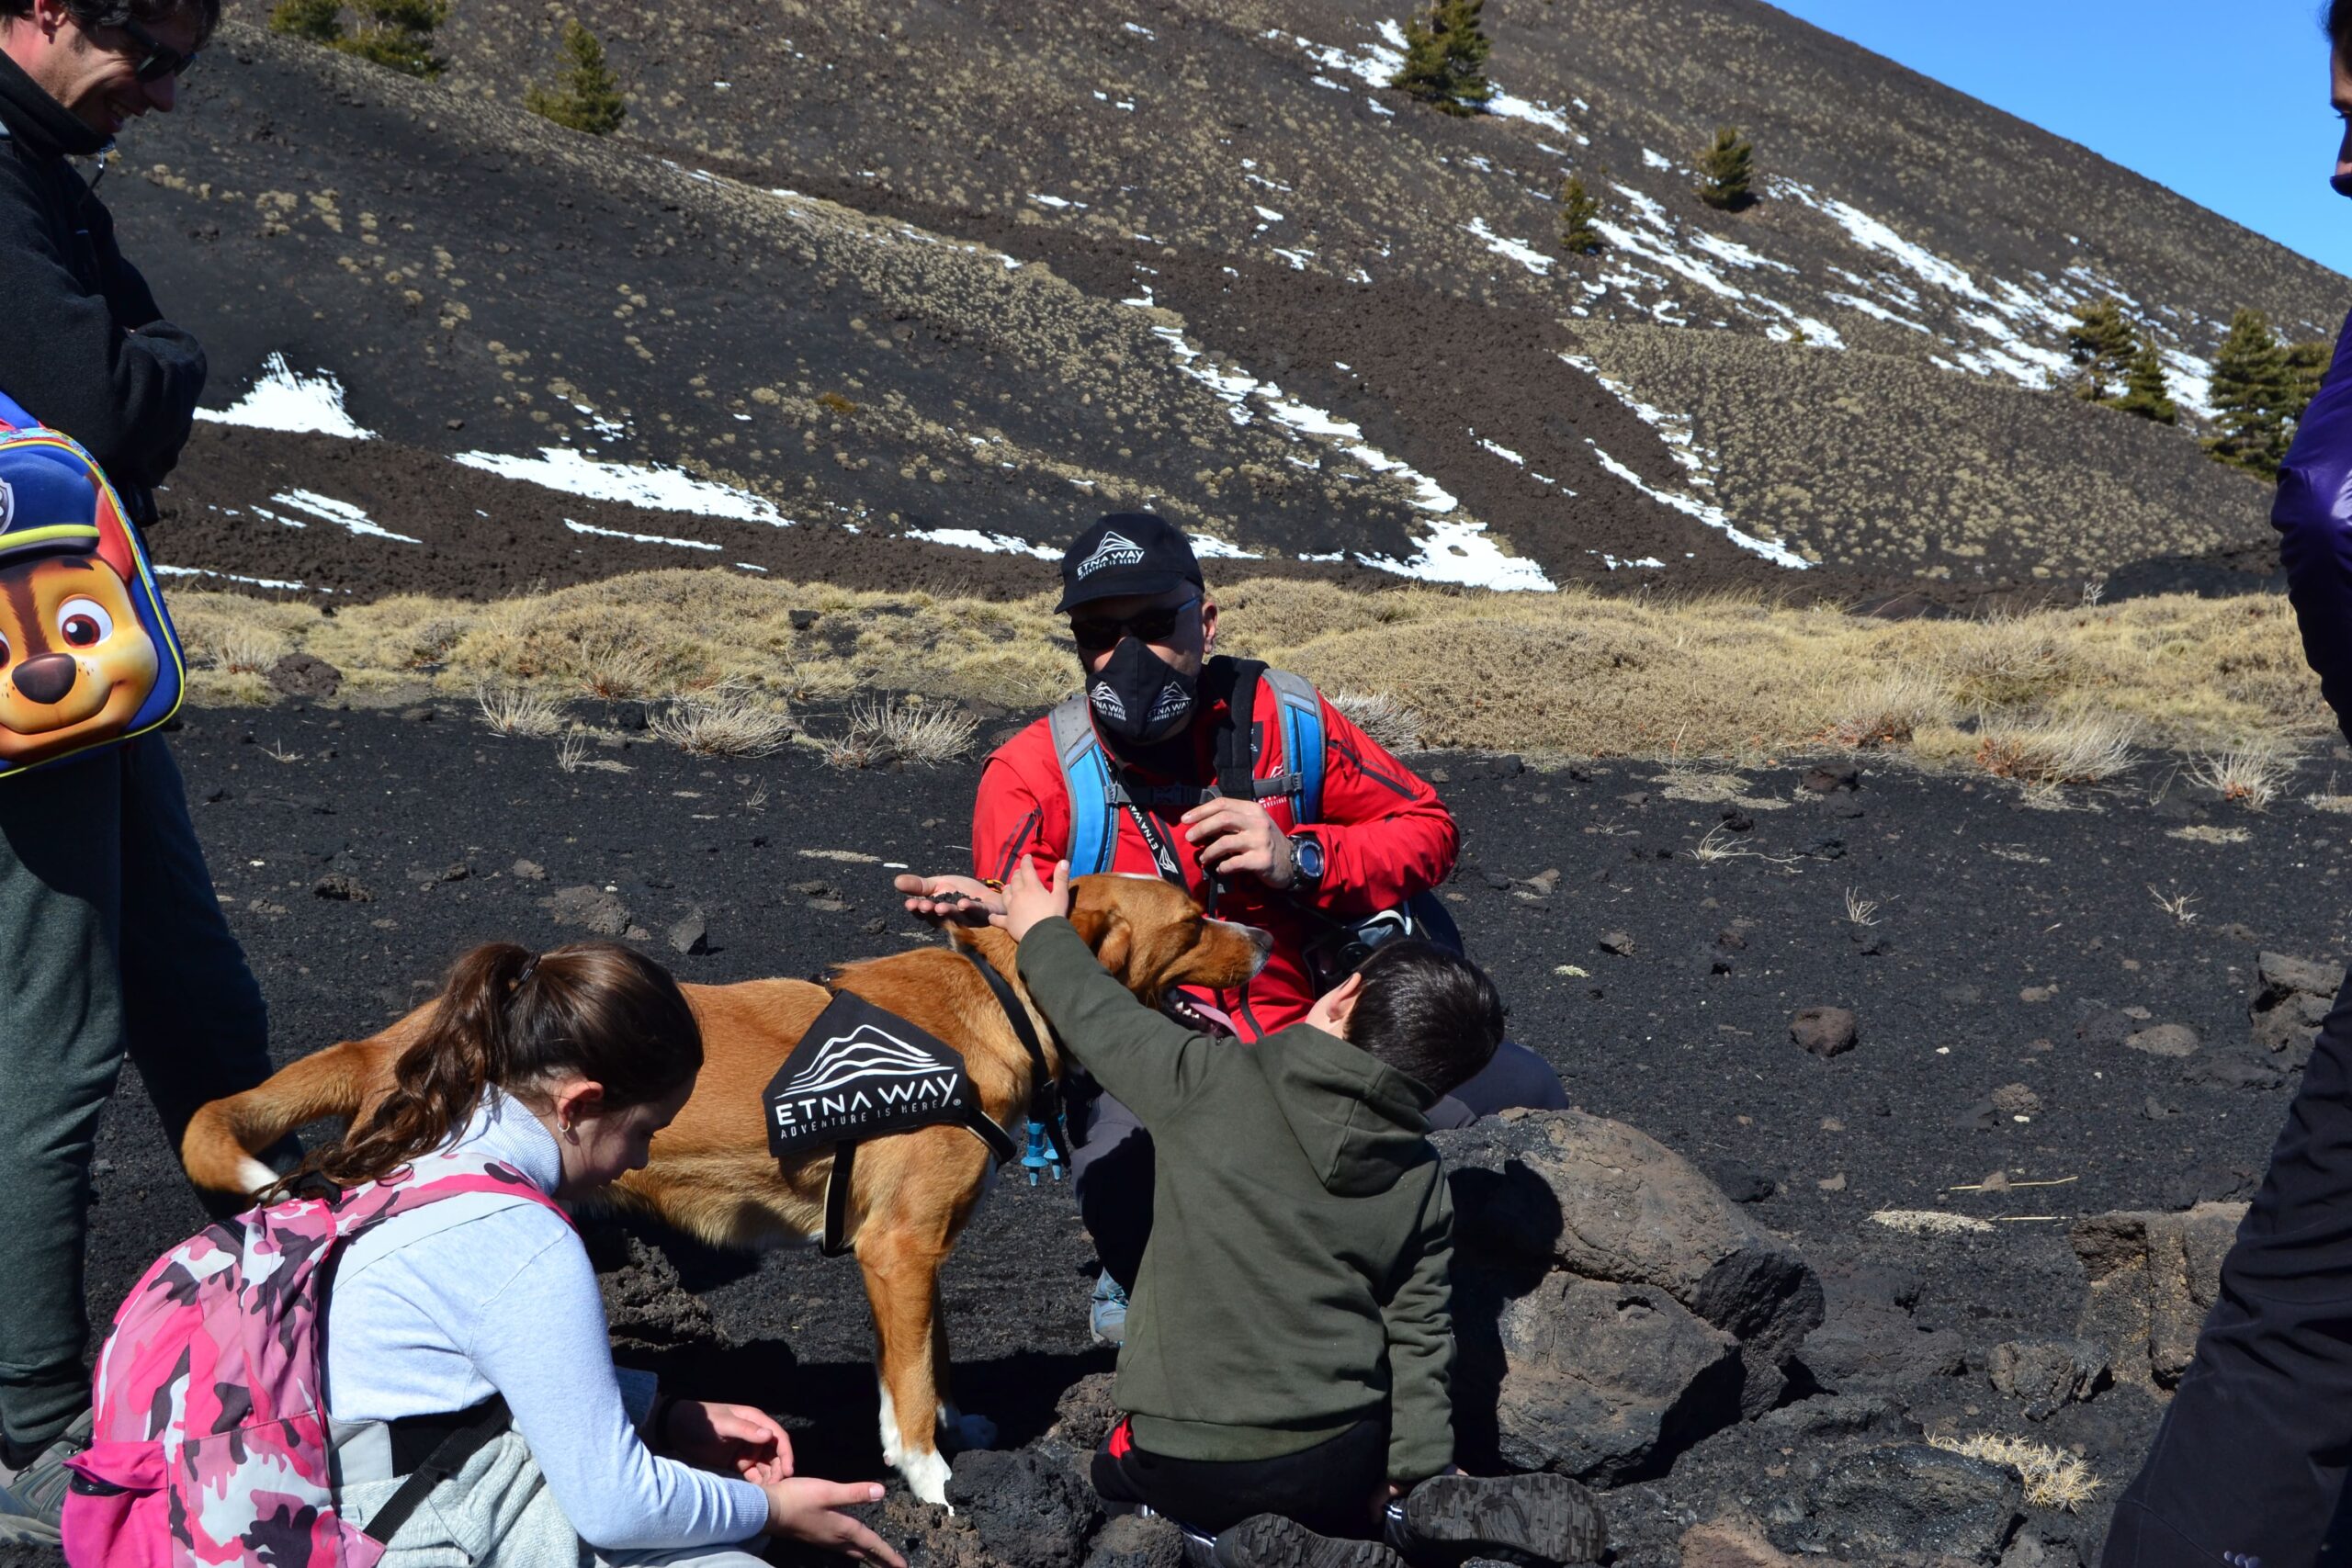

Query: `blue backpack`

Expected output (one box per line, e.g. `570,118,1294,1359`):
0,388,188,779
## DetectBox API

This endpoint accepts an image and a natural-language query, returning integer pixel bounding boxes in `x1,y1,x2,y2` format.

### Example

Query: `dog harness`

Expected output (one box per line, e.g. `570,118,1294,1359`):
766,942,1070,1257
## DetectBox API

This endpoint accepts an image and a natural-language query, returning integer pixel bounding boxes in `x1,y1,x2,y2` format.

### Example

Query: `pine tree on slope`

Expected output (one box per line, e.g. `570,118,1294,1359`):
267,0,343,43
2063,297,2137,403
2112,335,2178,426
1559,174,1604,255
334,0,450,77
2285,338,2333,427
1390,0,1493,118
1696,126,1753,210
526,20,627,135
2206,308,2292,479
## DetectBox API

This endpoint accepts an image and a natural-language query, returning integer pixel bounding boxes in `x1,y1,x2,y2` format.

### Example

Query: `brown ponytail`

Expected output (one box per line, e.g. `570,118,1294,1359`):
299,940,703,1190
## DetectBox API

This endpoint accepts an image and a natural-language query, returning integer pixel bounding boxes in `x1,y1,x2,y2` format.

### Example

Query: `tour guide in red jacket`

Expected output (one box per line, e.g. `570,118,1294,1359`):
899,513,1563,1342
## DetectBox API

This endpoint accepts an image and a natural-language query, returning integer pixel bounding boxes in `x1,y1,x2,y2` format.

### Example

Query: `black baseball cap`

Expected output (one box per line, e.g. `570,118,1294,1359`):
1057,513,1204,612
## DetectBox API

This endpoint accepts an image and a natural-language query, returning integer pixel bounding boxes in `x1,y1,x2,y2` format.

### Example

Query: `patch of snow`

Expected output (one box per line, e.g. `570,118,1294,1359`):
1311,74,1348,90
1589,444,1807,569
1824,292,1931,334
452,447,792,527
905,527,1060,559
1487,89,1586,143
1464,217,1551,276
1355,517,1554,592
1479,438,1524,465
2163,347,2215,418
1123,21,1156,38
563,518,721,552
153,563,311,591
195,354,374,439
1642,148,1672,170
1188,535,1261,559
1029,193,1077,209
1254,205,1285,223
1781,183,1988,303
736,562,768,571
1268,247,1314,271
268,489,420,544
1686,230,1796,274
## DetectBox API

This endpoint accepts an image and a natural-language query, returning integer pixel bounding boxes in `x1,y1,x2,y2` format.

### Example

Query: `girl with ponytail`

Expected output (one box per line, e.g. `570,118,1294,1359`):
305,940,902,1567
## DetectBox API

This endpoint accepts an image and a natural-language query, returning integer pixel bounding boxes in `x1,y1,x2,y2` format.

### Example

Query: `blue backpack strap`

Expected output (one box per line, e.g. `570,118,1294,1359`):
0,387,39,431
1047,694,1119,876
1261,669,1326,824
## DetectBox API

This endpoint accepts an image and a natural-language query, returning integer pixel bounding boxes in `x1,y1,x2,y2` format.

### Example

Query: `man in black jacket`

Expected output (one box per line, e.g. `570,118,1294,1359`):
0,0,284,1544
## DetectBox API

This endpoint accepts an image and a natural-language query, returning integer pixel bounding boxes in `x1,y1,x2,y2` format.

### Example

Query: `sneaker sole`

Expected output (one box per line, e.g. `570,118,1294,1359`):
1400,1473,1610,1567
1213,1514,1409,1568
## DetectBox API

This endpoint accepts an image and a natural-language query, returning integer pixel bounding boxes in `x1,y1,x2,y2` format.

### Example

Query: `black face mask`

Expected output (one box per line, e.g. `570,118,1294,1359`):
1086,637,1197,748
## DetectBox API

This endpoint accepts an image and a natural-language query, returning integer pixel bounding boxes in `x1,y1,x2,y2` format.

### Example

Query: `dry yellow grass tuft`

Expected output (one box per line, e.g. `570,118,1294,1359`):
1329,691,1426,754
2187,738,2294,810
1928,1434,2100,1512
473,683,564,739
649,683,798,759
165,572,2333,780
821,696,979,769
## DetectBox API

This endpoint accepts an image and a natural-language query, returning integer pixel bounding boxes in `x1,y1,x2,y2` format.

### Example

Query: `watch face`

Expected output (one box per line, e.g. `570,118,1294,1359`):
1295,838,1325,879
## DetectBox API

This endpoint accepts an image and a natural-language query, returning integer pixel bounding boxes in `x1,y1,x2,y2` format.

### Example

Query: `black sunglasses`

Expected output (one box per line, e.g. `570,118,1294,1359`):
1069,597,1200,653
113,15,198,83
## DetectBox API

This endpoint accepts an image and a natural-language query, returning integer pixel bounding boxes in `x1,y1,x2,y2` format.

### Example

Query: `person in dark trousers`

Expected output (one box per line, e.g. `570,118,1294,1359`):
0,0,285,1543
896,513,1567,1344
993,855,1604,1568
2103,9,2352,1563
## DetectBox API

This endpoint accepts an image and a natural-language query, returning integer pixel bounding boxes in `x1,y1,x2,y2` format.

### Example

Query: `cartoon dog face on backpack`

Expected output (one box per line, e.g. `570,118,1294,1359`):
0,472,162,767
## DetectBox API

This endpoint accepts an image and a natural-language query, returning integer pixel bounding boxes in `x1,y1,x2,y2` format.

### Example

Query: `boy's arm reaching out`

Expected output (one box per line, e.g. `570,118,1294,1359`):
1383,1168,1457,1486
1001,860,1221,1125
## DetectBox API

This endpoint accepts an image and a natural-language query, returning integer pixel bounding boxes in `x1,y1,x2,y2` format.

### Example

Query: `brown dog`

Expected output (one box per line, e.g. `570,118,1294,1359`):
180,873,1271,1503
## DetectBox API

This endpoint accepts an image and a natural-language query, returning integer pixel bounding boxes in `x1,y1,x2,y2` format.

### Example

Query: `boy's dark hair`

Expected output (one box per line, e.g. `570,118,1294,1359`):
1346,938,1505,1097
2331,0,2352,53
0,0,222,49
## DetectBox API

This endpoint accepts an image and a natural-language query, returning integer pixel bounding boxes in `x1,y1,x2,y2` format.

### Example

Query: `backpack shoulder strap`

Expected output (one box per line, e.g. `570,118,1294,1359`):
1261,669,1326,824
0,387,37,432
1216,658,1265,807
1047,695,1118,877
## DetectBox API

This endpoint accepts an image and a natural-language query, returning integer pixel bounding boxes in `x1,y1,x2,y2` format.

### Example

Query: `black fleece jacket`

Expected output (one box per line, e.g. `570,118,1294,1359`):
0,51,203,525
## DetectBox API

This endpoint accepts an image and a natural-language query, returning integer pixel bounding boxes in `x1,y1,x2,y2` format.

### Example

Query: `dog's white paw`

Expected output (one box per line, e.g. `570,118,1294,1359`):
876,1384,904,1466
238,1157,278,1196
901,1445,952,1506
941,1408,998,1450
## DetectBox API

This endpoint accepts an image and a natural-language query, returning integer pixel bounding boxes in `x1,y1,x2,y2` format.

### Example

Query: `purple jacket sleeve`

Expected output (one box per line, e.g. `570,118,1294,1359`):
2276,311,2352,747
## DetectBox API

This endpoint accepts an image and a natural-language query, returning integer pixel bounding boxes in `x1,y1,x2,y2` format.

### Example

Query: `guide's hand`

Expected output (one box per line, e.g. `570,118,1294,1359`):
759,1477,906,1565
990,857,1071,942
663,1400,794,1483
894,872,1002,926
1181,796,1295,888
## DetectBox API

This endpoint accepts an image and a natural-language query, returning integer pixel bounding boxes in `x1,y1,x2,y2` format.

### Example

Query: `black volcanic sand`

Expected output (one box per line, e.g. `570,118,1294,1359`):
14,705,2350,1563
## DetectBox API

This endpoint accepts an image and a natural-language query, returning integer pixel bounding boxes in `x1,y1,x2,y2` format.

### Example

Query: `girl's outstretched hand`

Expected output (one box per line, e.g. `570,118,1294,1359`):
989,858,1071,942
662,1400,795,1483
760,1478,906,1565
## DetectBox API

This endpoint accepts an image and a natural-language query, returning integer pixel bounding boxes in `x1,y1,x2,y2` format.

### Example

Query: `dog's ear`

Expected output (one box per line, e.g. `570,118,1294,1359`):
1069,906,1134,977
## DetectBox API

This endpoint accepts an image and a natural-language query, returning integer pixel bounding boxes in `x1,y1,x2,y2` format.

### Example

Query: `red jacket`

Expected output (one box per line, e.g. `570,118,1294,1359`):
971,675,1459,1040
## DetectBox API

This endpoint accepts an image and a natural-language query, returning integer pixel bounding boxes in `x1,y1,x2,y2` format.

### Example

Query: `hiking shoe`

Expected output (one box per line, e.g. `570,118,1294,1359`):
1090,1269,1130,1347
1213,1514,1408,1568
1391,1473,1608,1566
0,1410,93,1545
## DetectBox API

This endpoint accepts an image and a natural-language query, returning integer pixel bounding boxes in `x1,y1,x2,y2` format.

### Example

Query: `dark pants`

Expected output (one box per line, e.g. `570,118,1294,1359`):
1072,1039,1566,1290
1091,1417,1386,1538
2105,966,2352,1567
0,736,275,1459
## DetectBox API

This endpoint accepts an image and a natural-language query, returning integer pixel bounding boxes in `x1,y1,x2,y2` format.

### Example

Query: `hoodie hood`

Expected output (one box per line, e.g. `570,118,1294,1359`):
1257,1023,1437,1197
0,51,109,163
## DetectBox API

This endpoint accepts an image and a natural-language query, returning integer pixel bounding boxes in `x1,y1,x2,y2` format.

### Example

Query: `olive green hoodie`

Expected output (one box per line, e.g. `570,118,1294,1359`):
1016,917,1455,1483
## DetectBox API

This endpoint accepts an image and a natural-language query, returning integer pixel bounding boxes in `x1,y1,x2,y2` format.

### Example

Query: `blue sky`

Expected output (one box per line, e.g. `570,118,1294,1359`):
1768,1,2349,276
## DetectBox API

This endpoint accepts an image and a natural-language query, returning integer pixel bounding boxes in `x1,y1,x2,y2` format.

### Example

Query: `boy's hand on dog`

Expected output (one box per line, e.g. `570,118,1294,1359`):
1181,796,1296,889
990,857,1071,942
761,1478,906,1565
665,1400,795,1483
894,872,1002,926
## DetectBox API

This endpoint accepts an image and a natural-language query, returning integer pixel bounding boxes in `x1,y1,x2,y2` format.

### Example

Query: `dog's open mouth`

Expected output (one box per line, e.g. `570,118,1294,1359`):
1159,990,1236,1037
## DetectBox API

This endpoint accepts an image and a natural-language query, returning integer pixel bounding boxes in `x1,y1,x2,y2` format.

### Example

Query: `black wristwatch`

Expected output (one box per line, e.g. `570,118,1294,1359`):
1289,833,1326,886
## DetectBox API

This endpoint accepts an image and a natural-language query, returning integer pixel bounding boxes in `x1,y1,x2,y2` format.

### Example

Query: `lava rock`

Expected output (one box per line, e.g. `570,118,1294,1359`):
668,909,710,955
2071,1202,2247,1390
2251,951,2338,1067
1720,808,1755,833
1050,1372,1120,1451
2190,1052,2283,1091
1791,1006,1860,1058
544,884,633,937
1081,1513,1186,1568
1953,1098,1999,1132
1990,1083,2042,1119
2074,1009,2133,1049
266,652,343,699
1706,1160,1775,1204
1987,1337,2110,1419
311,873,372,902
612,701,650,732
1785,1444,2023,1563
585,1228,728,1355
944,1448,1102,1568
1803,762,1861,794
1799,1264,1966,1395
1598,931,1636,956
1680,1514,1803,1568
2124,1023,2200,1058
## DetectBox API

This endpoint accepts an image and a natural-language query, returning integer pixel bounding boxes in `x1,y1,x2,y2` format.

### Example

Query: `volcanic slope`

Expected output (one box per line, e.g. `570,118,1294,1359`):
121,2,2343,600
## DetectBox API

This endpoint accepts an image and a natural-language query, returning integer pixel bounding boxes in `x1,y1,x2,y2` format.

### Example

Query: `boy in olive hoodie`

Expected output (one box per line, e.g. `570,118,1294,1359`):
998,860,1604,1568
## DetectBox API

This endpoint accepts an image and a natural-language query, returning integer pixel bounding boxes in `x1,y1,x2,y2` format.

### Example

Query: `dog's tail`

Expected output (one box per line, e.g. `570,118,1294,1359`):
180,1040,379,1196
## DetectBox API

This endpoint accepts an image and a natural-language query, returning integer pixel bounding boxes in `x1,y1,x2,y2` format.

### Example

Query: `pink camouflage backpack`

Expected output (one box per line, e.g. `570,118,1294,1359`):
62,1162,570,1567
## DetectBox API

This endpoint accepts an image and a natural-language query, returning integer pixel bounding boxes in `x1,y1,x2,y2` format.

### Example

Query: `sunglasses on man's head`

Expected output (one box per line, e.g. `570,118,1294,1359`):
113,14,198,82
1068,598,1200,653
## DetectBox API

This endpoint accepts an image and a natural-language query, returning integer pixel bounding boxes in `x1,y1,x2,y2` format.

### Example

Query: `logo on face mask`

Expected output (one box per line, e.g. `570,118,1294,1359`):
1075,531,1146,579
0,479,13,532
1148,681,1190,724
1090,681,1128,722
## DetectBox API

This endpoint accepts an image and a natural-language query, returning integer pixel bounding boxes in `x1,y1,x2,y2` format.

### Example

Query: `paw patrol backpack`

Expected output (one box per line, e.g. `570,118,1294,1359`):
0,388,187,779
